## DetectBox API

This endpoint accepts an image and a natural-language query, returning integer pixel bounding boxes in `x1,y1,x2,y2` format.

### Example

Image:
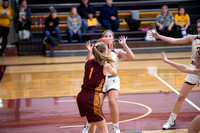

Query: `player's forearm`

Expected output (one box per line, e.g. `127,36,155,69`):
167,60,193,74
109,62,117,75
122,44,135,60
86,51,93,60
157,34,177,44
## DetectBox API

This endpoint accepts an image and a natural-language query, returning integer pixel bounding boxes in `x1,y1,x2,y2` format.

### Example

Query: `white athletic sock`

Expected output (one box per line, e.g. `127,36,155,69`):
113,123,119,129
85,122,91,129
169,112,177,121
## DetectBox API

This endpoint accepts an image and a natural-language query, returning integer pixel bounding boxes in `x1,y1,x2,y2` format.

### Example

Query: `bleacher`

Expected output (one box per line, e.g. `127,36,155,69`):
17,0,199,56
30,10,178,31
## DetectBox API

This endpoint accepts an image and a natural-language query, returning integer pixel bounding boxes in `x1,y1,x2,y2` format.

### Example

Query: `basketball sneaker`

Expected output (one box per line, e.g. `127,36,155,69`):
82,124,89,133
112,125,120,133
162,119,176,129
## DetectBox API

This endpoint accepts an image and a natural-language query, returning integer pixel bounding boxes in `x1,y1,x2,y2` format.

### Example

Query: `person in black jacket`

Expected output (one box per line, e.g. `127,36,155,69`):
77,0,99,33
44,7,62,41
99,0,119,32
17,0,31,31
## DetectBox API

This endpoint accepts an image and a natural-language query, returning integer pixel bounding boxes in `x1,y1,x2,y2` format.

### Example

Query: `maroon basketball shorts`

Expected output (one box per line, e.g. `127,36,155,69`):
77,89,105,123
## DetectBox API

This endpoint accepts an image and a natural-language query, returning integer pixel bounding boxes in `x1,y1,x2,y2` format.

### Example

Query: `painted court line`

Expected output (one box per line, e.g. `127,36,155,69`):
154,74,200,112
58,100,152,128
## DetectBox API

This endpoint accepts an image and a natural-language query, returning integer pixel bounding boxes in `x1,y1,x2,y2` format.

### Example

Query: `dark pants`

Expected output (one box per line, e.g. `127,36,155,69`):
0,26,9,55
174,25,192,38
18,20,31,31
99,18,119,32
68,29,82,43
156,26,174,37
45,26,62,41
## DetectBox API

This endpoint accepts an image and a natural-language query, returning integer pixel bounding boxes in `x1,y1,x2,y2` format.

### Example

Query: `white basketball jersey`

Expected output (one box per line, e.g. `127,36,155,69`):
191,35,200,59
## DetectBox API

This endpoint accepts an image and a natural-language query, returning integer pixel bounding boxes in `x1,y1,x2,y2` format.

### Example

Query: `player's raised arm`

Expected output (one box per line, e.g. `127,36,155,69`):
116,36,135,61
161,52,200,75
148,30,195,45
85,41,94,61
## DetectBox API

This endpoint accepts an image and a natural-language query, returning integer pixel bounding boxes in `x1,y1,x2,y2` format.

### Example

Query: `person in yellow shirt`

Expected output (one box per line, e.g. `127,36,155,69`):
174,7,192,38
0,0,13,56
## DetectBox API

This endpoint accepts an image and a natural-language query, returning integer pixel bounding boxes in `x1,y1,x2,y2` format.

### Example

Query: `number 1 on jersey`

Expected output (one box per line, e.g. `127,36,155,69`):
89,67,94,79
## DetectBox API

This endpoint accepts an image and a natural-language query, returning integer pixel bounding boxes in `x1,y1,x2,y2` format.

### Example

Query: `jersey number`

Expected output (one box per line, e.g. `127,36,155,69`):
89,67,94,79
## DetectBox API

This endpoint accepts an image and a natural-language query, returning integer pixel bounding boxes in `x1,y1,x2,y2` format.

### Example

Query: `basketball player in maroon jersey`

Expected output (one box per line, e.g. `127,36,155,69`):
83,31,135,133
77,41,117,133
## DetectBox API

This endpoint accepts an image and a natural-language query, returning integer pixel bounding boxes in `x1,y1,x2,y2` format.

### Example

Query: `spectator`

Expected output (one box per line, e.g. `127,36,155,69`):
67,7,82,43
99,0,119,32
18,0,31,31
145,23,156,41
174,7,192,37
44,7,62,42
77,0,99,33
156,5,174,37
0,0,13,56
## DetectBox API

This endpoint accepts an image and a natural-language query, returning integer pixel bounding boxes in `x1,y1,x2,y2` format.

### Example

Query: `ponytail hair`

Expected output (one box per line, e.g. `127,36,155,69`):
92,42,114,65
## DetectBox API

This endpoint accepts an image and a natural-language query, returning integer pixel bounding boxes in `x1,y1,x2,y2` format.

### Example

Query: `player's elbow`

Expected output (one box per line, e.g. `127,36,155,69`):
181,67,190,74
110,69,117,75
112,70,117,75
130,55,135,61
128,56,135,61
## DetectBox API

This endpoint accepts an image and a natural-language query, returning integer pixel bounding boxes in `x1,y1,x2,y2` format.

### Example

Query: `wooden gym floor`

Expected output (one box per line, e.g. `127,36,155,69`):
0,51,199,133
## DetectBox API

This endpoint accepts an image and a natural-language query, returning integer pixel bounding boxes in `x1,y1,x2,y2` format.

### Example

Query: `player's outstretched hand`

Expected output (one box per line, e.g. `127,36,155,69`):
118,36,127,46
161,52,170,63
85,41,94,53
148,30,159,38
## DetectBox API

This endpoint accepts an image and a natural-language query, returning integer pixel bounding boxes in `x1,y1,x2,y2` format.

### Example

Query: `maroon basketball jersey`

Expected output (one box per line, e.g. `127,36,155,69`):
81,59,105,92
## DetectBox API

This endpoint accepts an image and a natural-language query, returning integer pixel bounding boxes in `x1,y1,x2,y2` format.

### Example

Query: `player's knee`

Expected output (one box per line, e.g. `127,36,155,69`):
109,99,117,108
177,94,186,102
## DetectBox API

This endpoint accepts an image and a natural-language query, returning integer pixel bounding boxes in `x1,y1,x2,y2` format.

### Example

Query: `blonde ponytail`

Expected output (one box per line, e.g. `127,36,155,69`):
92,42,114,65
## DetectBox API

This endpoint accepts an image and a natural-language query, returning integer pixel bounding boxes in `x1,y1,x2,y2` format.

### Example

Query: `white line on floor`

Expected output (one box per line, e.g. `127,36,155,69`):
154,74,200,112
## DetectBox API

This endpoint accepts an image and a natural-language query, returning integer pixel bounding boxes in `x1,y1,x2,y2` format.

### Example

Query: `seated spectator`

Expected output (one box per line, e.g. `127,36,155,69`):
98,0,119,32
174,7,192,38
67,7,82,43
18,0,31,31
0,0,13,56
145,23,156,41
77,0,99,33
156,5,174,37
44,7,62,42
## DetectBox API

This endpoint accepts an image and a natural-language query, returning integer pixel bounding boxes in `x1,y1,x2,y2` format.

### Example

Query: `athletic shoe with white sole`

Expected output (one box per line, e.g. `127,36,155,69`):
163,119,176,129
82,125,89,133
112,126,120,133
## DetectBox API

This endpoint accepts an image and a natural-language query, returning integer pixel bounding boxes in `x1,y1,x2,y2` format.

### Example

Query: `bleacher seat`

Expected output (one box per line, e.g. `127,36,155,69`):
16,0,199,56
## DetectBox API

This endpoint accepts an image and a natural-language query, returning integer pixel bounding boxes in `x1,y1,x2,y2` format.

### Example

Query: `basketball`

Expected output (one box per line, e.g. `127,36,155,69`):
96,37,113,49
